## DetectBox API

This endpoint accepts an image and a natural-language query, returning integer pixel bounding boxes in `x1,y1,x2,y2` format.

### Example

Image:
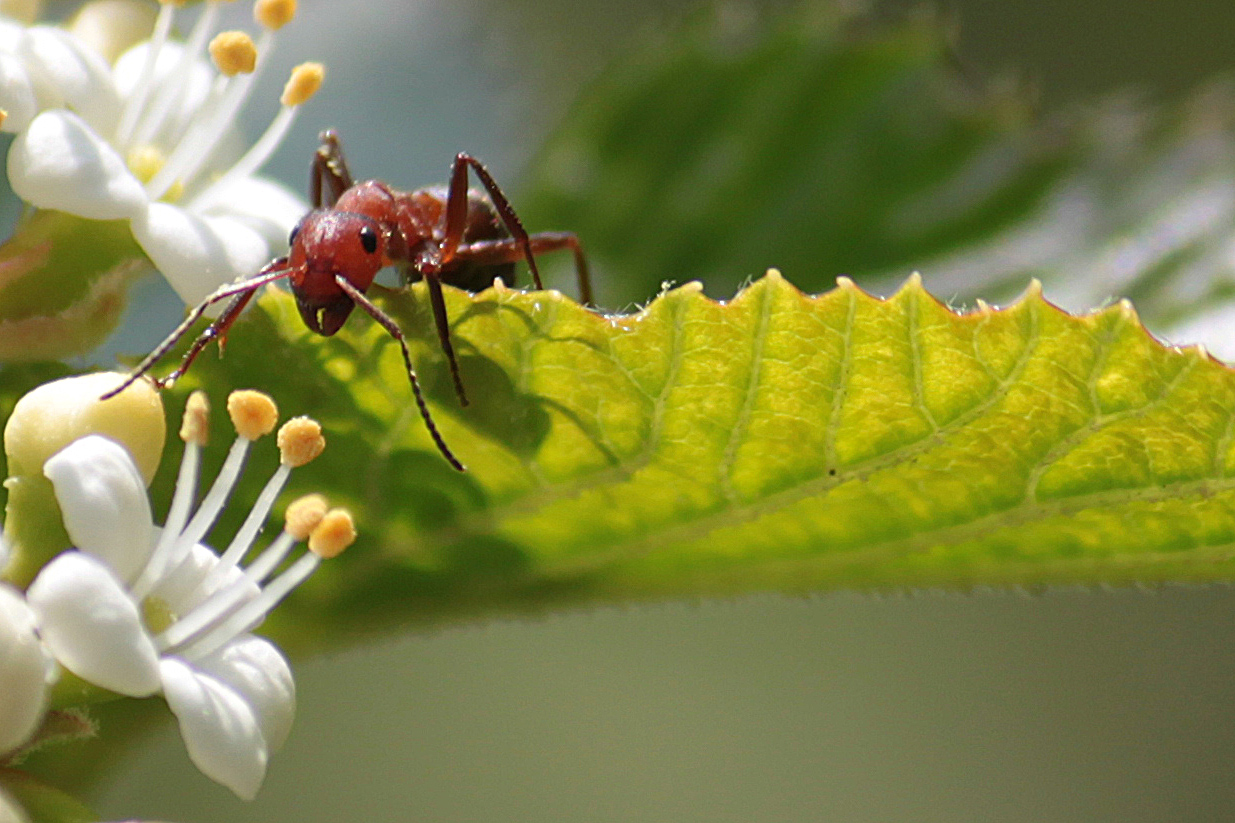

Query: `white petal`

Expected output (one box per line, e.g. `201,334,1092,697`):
0,19,26,52
19,26,119,133
26,552,160,697
192,176,307,250
8,109,148,219
155,542,258,614
194,635,295,753
0,52,36,133
43,435,154,584
0,584,49,755
160,656,268,800
131,203,274,305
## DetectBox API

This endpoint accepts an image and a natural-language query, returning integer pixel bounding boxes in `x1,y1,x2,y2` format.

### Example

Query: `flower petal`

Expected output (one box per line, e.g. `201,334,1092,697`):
26,552,160,697
0,19,26,51
191,175,306,250
155,541,258,614
131,203,274,305
8,109,148,219
19,26,119,133
0,583,49,755
160,656,268,800
0,52,37,133
43,434,154,583
195,635,295,753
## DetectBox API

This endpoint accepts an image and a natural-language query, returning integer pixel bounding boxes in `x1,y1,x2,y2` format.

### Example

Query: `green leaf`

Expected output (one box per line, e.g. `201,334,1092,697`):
0,210,149,361
157,273,1235,652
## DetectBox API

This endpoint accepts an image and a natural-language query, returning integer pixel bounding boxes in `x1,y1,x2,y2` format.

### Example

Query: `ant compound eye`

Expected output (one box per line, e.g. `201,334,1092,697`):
288,222,302,246
359,225,378,254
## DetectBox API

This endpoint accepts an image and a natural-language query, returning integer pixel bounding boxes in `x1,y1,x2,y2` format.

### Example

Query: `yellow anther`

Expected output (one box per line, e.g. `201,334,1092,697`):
308,508,355,559
126,144,165,184
276,416,325,467
226,390,279,441
284,494,327,541
0,109,8,131
254,0,296,30
209,31,258,76
281,62,324,107
179,391,210,446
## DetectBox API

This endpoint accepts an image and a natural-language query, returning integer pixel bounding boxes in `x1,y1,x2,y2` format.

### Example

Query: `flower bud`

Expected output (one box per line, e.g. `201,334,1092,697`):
4,372,164,483
69,0,158,63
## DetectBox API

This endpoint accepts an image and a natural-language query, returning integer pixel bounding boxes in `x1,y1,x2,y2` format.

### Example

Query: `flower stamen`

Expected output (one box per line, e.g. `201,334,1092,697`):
127,0,224,152
189,62,324,212
113,0,176,147
254,0,297,31
208,30,257,77
204,413,323,590
133,390,276,599
162,498,353,661
146,1,289,201
130,391,207,599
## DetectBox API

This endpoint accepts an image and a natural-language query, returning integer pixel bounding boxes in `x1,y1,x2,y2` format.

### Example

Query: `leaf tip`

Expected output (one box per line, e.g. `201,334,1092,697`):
1019,278,1044,303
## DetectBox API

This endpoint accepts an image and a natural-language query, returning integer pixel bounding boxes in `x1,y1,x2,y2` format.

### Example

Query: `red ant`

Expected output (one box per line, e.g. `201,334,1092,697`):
105,130,592,471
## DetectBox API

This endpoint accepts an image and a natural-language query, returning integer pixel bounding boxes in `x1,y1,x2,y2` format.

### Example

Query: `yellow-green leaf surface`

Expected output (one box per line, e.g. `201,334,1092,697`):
154,272,1235,648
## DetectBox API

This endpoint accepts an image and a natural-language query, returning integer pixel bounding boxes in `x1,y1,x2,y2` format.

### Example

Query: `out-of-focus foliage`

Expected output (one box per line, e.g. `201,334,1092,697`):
521,5,1065,305
522,4,1235,341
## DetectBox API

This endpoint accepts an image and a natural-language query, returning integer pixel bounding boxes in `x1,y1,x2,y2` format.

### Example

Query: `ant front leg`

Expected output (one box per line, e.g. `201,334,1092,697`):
101,260,293,400
440,153,543,290
311,129,355,208
332,274,466,471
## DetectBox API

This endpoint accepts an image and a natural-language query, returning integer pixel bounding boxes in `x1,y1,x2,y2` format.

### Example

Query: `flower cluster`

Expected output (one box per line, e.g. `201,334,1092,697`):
0,0,323,305
1,375,355,801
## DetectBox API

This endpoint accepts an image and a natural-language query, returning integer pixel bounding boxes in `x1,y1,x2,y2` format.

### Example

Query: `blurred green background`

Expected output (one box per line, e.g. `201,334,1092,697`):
90,0,1235,820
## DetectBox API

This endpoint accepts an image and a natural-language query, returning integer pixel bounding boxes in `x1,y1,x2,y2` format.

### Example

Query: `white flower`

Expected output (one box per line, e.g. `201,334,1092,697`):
0,0,321,305
0,578,49,758
24,391,353,800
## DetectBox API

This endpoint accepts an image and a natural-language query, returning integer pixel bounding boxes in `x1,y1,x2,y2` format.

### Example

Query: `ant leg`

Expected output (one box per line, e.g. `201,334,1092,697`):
311,129,355,208
333,274,466,472
440,153,542,290
155,288,258,390
424,273,469,407
101,260,293,400
456,232,593,306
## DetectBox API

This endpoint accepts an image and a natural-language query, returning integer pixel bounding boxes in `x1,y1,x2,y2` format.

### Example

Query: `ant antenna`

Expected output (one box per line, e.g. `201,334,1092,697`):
333,275,466,471
102,260,295,401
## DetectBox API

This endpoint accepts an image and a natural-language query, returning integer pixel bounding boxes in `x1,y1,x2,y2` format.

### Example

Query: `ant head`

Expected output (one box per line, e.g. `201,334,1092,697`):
287,210,388,336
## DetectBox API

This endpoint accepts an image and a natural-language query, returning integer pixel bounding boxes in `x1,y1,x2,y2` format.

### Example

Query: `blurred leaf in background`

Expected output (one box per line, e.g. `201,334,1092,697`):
521,4,1067,305
521,2,1235,363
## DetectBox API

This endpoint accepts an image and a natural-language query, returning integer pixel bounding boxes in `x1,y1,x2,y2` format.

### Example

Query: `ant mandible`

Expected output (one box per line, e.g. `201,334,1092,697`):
105,130,593,472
